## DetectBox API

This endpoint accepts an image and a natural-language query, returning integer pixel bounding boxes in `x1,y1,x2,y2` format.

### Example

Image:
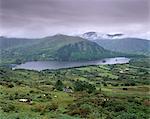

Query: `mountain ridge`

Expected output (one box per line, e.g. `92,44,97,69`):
1,34,122,65
81,32,150,55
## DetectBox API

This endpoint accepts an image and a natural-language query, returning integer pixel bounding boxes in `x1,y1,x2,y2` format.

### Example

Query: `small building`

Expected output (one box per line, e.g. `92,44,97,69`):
19,98,32,104
63,87,73,93
119,70,124,73
125,68,129,71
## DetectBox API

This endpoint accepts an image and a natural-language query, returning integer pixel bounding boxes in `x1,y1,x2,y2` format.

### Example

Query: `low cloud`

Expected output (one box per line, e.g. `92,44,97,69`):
0,0,149,38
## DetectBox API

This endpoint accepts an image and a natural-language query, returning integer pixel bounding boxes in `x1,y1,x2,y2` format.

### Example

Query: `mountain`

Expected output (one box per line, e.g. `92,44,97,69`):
81,32,150,55
95,38,150,55
55,40,115,61
1,34,120,64
0,36,39,50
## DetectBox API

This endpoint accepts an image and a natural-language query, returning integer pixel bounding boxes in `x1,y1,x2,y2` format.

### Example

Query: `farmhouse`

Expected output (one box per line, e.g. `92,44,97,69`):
63,87,73,93
19,98,32,104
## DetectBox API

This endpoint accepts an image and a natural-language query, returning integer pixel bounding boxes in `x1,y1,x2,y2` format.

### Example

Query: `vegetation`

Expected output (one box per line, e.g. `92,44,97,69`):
0,58,149,119
0,35,142,65
93,37,150,55
55,80,64,91
55,41,116,61
129,58,150,68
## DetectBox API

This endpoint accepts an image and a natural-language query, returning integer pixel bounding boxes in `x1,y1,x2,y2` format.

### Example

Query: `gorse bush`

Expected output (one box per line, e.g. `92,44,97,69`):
55,80,64,91
74,81,96,93
2,104,16,113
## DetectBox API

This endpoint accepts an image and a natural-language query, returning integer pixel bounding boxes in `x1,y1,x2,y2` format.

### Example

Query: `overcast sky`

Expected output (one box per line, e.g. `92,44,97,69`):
0,0,149,38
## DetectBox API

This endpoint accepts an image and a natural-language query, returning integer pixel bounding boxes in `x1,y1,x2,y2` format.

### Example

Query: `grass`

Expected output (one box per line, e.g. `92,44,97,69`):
0,61,149,119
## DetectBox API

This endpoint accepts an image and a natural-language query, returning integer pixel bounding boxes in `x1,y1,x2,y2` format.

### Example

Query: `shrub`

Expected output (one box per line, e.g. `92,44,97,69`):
74,81,96,93
68,108,90,118
123,88,128,90
55,80,64,91
103,100,127,112
46,102,58,111
143,99,150,106
7,83,14,88
2,104,16,112
103,82,107,86
115,113,138,119
114,104,127,112
32,104,46,112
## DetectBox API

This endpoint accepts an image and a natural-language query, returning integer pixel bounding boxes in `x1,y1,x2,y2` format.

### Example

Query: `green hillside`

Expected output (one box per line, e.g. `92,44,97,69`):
1,35,118,65
55,40,115,61
0,59,149,119
0,36,39,49
0,35,146,65
95,38,150,55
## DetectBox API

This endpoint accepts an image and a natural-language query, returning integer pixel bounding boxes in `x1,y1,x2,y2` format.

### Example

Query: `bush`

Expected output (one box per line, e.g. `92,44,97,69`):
115,113,138,119
103,100,127,112
114,104,127,112
2,104,16,112
7,83,14,88
55,80,64,91
103,82,107,86
68,108,90,118
46,102,58,111
74,81,96,93
32,104,46,112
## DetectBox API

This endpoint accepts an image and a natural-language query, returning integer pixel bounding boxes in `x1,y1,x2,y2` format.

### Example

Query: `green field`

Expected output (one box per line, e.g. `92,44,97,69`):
0,59,149,119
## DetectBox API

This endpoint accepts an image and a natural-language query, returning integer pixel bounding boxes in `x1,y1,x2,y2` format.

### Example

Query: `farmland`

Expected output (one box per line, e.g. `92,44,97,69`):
0,58,149,119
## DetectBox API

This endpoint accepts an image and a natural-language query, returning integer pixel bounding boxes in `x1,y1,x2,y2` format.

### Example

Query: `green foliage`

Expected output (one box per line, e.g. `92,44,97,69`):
46,102,58,111
2,104,16,113
129,58,150,68
115,113,138,119
0,59,149,119
74,81,96,93
1,35,127,65
55,80,64,91
95,38,150,55
56,41,115,61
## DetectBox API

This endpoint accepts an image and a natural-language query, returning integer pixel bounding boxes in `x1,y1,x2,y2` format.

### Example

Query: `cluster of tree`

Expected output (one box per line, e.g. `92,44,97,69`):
55,80,96,93
55,80,64,91
74,80,96,93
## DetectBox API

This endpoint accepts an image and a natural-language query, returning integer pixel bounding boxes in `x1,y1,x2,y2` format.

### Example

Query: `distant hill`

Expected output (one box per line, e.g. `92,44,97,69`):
95,38,150,55
0,36,38,49
1,35,121,64
81,32,150,55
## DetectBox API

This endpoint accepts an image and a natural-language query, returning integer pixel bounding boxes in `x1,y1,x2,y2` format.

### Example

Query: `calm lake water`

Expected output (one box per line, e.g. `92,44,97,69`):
14,57,130,71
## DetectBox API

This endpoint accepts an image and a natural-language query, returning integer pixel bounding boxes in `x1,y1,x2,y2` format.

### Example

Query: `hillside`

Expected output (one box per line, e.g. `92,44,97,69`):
0,59,149,119
1,35,119,65
81,32,150,55
95,38,150,55
55,40,115,61
0,36,39,50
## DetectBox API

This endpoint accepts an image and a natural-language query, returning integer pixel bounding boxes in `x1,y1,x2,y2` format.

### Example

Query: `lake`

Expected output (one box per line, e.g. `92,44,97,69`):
13,57,130,71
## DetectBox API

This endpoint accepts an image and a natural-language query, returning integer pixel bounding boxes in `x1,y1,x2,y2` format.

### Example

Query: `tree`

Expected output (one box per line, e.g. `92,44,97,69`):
15,59,22,64
74,81,96,93
55,80,64,91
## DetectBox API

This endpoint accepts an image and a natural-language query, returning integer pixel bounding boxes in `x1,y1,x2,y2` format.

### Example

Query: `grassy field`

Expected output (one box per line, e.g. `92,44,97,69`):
0,59,149,119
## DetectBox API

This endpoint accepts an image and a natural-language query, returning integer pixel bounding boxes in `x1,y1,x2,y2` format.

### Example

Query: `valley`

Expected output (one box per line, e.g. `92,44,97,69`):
1,0,149,119
0,58,149,119
0,34,149,119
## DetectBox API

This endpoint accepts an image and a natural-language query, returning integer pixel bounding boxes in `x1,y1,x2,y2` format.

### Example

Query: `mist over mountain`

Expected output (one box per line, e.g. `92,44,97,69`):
81,32,150,40
81,32,150,55
82,32,125,40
